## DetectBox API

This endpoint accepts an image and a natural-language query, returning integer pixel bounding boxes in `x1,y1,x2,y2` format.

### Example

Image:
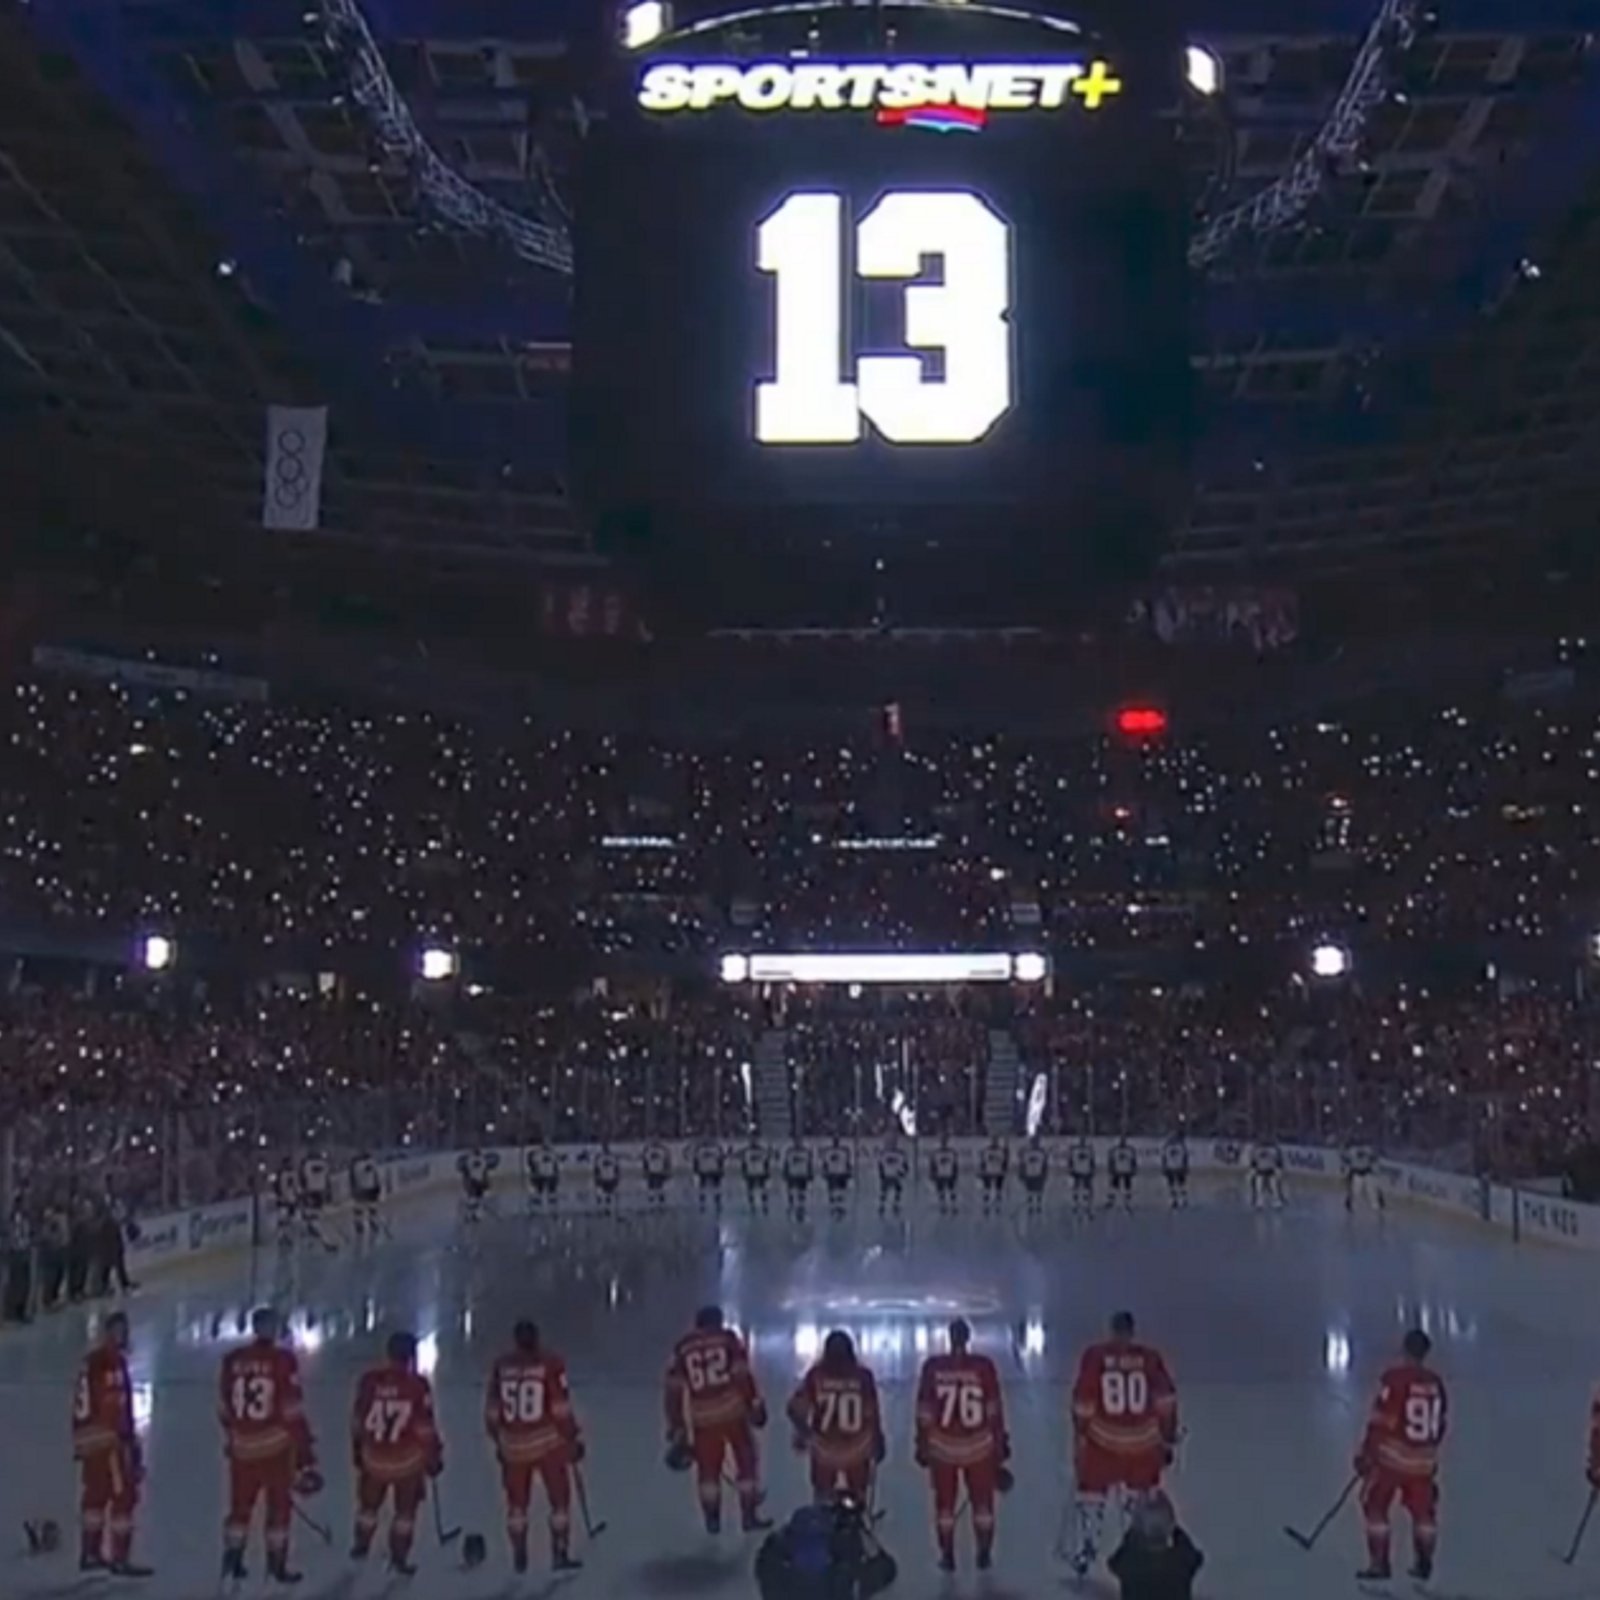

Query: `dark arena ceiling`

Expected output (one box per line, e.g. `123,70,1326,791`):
0,0,1597,599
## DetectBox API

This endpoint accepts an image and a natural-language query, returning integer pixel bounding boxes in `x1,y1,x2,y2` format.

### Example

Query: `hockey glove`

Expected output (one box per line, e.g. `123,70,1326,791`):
294,1465,325,1497
750,1399,768,1429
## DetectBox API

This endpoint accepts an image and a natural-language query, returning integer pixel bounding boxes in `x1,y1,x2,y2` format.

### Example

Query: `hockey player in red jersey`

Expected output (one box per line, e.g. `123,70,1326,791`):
351,1331,444,1575
486,1319,585,1574
219,1307,320,1584
1067,1310,1179,1578
914,1317,1009,1572
664,1305,771,1533
787,1330,885,1505
1356,1328,1448,1583
72,1311,150,1577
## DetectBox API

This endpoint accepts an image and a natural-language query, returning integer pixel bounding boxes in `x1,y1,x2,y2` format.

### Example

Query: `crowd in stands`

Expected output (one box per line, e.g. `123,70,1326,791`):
2,666,1600,1262
783,1003,993,1136
7,673,1600,964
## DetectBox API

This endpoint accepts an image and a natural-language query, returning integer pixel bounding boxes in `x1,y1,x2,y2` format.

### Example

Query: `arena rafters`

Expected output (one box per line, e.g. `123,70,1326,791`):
0,0,1594,600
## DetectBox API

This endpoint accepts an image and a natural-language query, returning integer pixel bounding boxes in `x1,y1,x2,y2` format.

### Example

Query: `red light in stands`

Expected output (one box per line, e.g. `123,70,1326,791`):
1115,706,1168,737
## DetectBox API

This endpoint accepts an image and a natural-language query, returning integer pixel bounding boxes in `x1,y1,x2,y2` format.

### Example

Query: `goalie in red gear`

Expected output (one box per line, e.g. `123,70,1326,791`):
664,1305,771,1534
351,1331,444,1575
1066,1310,1179,1578
72,1311,149,1577
485,1320,584,1575
218,1307,319,1585
1356,1328,1448,1584
914,1318,1008,1572
787,1330,885,1505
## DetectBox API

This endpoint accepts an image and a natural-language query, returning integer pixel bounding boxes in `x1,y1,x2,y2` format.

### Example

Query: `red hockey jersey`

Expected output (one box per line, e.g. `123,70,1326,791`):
1362,1363,1447,1478
915,1352,1006,1467
788,1361,883,1469
664,1328,762,1435
220,1340,316,1466
1071,1340,1178,1459
486,1350,580,1465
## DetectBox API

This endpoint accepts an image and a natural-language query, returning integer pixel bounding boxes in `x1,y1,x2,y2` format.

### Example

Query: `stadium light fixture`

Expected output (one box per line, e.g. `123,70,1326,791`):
1013,952,1048,984
623,0,669,48
419,946,458,982
1186,44,1222,97
140,935,175,973
1309,942,1351,980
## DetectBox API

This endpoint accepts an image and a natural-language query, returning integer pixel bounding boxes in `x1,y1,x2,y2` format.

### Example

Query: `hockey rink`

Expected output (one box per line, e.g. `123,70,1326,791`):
4,1176,1600,1600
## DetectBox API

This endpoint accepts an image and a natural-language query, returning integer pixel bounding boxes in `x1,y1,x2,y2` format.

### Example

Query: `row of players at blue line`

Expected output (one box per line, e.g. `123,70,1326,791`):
438,1137,1383,1222
267,1138,1383,1246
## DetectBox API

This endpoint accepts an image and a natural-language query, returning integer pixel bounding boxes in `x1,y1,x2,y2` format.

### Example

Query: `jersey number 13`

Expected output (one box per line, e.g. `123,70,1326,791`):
755,190,1013,447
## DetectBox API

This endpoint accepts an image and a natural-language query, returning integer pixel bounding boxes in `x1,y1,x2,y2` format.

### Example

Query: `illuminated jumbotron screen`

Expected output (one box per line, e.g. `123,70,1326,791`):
569,0,1193,616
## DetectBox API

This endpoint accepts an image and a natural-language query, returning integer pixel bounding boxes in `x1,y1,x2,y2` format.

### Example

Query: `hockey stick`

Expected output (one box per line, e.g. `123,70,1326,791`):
1559,1486,1598,1565
1285,1474,1358,1551
574,1465,608,1539
1053,1497,1075,1562
432,1483,462,1546
291,1499,333,1546
866,1463,885,1525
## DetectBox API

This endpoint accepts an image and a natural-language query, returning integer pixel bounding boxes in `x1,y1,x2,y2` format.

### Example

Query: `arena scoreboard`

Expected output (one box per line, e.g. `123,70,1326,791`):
570,0,1194,625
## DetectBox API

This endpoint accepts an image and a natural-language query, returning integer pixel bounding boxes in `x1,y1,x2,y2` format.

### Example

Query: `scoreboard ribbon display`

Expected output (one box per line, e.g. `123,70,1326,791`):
571,4,1192,612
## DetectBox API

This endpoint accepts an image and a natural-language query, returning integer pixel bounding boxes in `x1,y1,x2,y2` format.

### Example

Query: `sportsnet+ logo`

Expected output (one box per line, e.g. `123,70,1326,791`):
636,60,1123,123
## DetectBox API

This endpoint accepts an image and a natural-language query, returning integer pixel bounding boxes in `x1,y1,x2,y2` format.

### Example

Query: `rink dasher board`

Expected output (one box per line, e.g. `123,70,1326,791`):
109,1138,1600,1282
121,1152,446,1279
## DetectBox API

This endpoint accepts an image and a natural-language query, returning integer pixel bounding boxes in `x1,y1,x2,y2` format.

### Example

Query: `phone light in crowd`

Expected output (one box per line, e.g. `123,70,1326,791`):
419,946,458,982
1115,705,1168,738
141,934,175,973
1310,942,1351,980
622,0,668,48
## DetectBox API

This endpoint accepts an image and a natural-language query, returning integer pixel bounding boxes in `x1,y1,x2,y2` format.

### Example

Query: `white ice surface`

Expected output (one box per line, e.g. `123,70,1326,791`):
3,1178,1600,1600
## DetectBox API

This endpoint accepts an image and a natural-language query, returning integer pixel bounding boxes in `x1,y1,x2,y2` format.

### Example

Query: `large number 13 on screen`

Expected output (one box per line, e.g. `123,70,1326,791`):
755,190,1013,446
